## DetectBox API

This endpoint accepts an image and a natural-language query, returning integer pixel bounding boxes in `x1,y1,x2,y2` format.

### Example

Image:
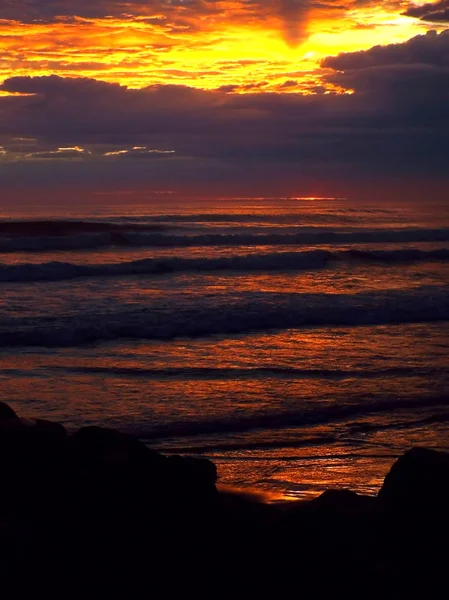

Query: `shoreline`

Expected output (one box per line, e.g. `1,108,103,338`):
1,401,448,597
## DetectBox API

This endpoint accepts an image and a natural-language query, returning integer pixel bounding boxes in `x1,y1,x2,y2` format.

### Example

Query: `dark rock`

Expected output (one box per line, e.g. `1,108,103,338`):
0,402,24,433
70,427,219,509
0,402,18,420
375,446,449,588
71,425,164,470
69,426,171,520
378,447,449,514
0,402,67,440
33,419,67,440
311,488,375,515
0,408,448,598
167,454,217,496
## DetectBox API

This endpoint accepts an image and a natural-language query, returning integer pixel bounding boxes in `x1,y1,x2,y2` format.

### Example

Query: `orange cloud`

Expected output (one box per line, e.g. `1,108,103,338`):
0,1,444,94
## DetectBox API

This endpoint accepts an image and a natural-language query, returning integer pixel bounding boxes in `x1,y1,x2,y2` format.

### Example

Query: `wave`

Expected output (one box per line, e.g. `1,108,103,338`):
0,219,170,237
0,219,171,252
0,210,402,233
0,286,447,347
1,226,449,252
1,248,448,283
53,365,442,380
130,393,449,444
114,211,396,224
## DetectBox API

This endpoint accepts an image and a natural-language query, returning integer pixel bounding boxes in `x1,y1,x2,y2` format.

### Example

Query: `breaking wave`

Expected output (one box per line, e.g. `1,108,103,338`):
0,286,447,347
1,248,448,282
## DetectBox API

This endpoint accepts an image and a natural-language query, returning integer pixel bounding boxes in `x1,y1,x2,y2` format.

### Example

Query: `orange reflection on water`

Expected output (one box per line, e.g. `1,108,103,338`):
1,320,448,497
212,449,400,501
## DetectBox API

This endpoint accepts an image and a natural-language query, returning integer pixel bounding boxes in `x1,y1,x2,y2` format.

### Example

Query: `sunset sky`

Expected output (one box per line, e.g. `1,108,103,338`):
1,1,448,199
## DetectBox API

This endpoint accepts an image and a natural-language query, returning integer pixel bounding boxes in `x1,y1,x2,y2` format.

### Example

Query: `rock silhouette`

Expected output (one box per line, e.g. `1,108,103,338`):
0,403,447,599
378,446,449,512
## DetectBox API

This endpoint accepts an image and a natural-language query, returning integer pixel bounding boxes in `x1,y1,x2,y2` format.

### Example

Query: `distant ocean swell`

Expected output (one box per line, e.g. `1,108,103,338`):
1,248,448,282
1,286,447,347
1,227,449,252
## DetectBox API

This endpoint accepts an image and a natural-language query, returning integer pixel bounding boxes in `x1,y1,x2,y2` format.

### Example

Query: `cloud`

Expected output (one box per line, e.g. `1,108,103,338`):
0,0,163,22
322,29,449,69
0,1,409,42
321,29,449,119
1,30,448,196
277,0,311,46
0,0,406,21
321,31,449,138
403,1,449,23
0,0,434,95
1,75,124,96
0,0,314,37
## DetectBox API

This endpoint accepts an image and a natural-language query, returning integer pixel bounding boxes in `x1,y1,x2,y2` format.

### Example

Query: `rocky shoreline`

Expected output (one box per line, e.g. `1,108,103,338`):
1,402,448,598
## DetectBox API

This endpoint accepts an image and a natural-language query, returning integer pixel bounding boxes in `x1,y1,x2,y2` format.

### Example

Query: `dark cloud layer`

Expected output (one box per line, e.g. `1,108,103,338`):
0,0,155,21
404,1,449,23
1,30,449,196
323,30,449,125
323,29,449,69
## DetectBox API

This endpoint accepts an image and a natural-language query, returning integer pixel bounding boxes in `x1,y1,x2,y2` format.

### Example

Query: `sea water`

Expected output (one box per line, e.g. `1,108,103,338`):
0,196,448,499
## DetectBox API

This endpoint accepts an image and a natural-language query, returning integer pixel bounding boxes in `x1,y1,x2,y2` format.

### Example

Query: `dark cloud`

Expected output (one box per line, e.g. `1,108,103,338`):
322,30,449,132
1,76,124,96
322,29,449,69
1,30,449,195
0,0,300,23
0,0,160,21
403,1,449,23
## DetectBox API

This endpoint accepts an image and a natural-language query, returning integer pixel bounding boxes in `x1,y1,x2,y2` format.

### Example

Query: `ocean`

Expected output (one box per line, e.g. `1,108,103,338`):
0,196,448,500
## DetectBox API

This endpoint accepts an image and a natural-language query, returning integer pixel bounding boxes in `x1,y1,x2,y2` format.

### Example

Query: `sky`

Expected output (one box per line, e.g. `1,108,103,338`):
0,0,448,200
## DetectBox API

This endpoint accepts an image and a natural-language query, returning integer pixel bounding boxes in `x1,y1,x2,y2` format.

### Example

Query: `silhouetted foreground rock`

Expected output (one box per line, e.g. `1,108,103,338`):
0,403,448,599
379,446,449,512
